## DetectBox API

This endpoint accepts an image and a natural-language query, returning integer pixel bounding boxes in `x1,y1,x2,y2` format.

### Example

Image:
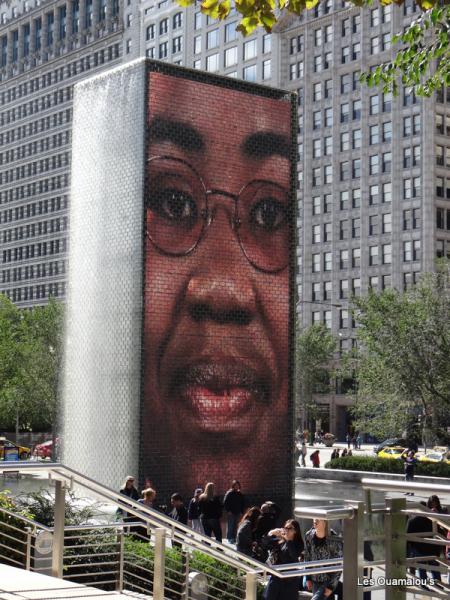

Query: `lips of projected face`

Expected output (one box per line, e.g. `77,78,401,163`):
168,361,271,426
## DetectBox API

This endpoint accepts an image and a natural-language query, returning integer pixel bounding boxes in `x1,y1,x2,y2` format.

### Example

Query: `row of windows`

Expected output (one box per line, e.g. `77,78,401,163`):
436,177,450,199
0,44,120,106
191,56,271,81
2,238,67,263
193,32,271,57
311,153,395,185
312,213,394,243
2,282,66,302
145,11,183,40
0,152,70,185
1,260,66,283
147,36,183,59
0,175,69,215
2,217,68,243
311,241,421,273
0,196,68,223
0,130,70,167
436,208,450,231
0,87,72,126
436,145,450,168
436,114,450,136
0,0,118,67
0,109,72,148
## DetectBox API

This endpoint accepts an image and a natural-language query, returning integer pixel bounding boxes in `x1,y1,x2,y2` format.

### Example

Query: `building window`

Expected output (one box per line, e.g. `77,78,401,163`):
340,249,349,269
339,309,349,328
146,24,155,40
340,132,350,152
313,82,322,101
172,36,182,53
352,248,361,268
352,42,360,60
263,34,271,53
313,138,322,158
340,161,350,182
312,282,321,301
352,188,361,208
159,18,168,35
340,219,349,240
207,28,219,49
262,59,271,80
194,35,201,54
325,79,333,98
314,28,322,46
312,224,321,244
382,32,391,51
382,151,392,173
382,121,392,142
352,217,360,238
370,125,379,145
324,311,332,329
313,196,321,215
382,182,392,203
159,41,168,58
341,46,350,64
341,74,350,94
340,103,349,123
324,252,332,271
369,215,379,236
370,7,380,26
324,108,333,127
370,95,379,115
206,53,219,72
342,18,350,37
370,155,379,175
224,46,237,67
312,254,321,272
224,22,237,41
340,281,349,301
371,36,379,55
382,213,392,234
403,241,412,261
369,185,379,205
324,222,332,242
353,159,361,179
314,55,322,72
340,190,349,210
173,12,183,29
324,281,332,300
324,164,332,184
324,136,332,156
369,245,379,266
313,110,321,130
324,24,333,43
353,99,361,120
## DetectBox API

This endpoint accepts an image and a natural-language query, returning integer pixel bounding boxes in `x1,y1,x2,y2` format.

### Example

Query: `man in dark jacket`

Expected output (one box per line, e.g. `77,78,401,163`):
223,480,245,544
168,493,188,525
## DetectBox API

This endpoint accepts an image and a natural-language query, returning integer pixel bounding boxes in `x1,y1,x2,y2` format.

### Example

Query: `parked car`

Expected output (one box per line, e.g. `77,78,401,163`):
418,450,450,465
32,439,55,459
0,437,31,460
377,446,408,460
373,438,408,455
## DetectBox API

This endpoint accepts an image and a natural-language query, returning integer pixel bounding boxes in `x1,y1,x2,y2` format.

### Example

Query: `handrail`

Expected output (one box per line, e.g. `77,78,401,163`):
362,477,450,495
0,462,341,580
0,505,52,532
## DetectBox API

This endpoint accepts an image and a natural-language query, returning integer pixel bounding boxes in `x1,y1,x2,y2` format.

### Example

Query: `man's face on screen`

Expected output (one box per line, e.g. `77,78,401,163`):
143,74,291,451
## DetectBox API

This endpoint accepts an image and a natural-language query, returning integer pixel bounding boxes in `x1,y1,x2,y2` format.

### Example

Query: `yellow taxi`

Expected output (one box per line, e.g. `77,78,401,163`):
0,437,31,460
377,446,408,460
418,449,450,465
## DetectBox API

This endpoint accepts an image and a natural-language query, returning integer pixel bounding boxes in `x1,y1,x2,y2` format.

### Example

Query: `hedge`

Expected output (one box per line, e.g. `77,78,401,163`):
324,456,450,477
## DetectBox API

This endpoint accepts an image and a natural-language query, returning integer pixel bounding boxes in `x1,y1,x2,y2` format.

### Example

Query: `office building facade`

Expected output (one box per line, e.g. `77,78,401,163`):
0,0,123,306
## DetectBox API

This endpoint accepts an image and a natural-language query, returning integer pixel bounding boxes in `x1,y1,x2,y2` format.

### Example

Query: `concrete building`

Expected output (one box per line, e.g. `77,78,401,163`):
0,0,124,306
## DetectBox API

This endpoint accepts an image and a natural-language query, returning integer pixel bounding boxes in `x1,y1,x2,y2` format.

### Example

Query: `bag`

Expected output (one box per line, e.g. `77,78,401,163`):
266,545,280,566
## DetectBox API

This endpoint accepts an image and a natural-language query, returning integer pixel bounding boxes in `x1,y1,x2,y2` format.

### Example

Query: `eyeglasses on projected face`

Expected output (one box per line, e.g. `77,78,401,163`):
145,155,290,274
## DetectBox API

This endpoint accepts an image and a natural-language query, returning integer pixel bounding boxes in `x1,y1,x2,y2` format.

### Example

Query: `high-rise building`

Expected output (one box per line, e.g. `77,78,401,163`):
0,0,124,306
277,0,450,435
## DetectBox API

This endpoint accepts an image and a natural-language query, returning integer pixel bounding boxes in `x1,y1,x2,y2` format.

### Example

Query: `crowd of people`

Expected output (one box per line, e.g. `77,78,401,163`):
118,475,449,598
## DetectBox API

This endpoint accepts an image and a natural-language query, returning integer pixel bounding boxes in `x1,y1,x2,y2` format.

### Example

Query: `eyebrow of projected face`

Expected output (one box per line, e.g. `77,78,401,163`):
148,116,291,160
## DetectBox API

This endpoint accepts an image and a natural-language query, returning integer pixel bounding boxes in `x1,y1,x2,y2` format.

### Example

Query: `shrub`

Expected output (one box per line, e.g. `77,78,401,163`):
324,456,450,477
123,538,251,600
0,490,34,568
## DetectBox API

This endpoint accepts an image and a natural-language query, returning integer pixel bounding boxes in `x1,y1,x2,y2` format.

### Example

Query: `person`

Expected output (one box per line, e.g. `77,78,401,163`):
263,519,304,600
137,487,157,538
335,449,340,459
188,488,204,534
301,441,307,467
198,482,223,542
406,504,440,587
356,434,362,449
347,449,353,457
236,506,261,556
425,495,447,584
254,502,282,561
304,519,342,600
403,450,416,495
346,434,351,450
341,449,348,458
141,71,293,506
223,480,246,544
168,493,188,525
117,476,140,521
330,449,338,461
310,450,320,468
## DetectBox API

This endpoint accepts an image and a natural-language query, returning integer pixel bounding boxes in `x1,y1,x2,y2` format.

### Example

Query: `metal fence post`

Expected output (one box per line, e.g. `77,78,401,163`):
25,527,32,570
51,479,65,578
343,501,364,600
153,528,166,600
384,497,406,600
245,571,258,600
116,529,124,592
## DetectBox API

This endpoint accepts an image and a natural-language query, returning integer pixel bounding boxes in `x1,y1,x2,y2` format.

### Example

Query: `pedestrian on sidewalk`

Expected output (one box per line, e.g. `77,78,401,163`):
301,441,307,467
403,450,416,495
310,450,320,468
224,480,246,544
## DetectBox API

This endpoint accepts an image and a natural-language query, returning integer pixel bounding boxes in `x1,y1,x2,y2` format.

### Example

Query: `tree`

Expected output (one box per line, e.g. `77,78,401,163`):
0,295,64,454
295,323,336,432
348,263,450,447
177,0,449,98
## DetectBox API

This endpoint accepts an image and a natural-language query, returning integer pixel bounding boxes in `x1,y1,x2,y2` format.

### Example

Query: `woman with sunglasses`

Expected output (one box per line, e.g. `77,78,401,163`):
263,519,304,600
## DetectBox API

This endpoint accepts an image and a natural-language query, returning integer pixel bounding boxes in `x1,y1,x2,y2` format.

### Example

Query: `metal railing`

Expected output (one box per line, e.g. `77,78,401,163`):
0,462,346,599
1,464,449,598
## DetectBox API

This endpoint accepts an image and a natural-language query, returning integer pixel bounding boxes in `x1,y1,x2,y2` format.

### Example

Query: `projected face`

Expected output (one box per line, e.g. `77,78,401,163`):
142,72,292,500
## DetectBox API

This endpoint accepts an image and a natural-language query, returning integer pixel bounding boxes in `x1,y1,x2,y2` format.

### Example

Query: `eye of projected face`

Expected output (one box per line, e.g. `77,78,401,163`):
151,188,198,226
249,197,287,232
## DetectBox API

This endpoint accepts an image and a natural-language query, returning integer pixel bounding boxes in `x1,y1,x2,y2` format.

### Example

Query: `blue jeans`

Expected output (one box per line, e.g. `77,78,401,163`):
226,513,240,543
